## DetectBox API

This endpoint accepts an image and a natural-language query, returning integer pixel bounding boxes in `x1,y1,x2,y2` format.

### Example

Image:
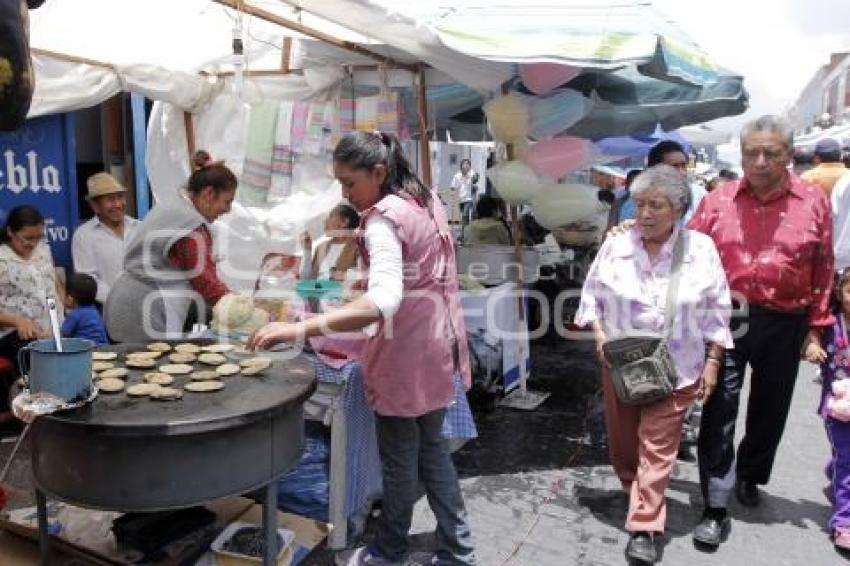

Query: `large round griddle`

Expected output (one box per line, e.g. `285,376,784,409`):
29,342,316,512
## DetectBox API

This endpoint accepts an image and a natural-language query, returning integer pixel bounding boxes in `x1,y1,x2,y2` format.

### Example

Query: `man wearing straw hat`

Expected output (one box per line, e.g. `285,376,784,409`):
71,173,139,305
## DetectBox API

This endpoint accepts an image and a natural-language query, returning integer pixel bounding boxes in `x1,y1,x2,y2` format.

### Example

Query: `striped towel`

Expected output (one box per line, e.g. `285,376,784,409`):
269,100,294,203
240,100,278,206
303,101,335,155
339,97,355,132
354,95,378,133
341,91,405,138
376,91,400,135
290,101,310,154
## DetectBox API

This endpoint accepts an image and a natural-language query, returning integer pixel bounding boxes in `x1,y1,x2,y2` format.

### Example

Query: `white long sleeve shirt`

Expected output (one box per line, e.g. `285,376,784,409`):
363,215,403,319
71,215,139,303
832,172,850,272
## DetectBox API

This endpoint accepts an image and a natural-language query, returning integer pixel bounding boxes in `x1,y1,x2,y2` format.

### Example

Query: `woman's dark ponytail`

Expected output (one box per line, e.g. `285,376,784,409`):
333,131,431,207
379,132,431,207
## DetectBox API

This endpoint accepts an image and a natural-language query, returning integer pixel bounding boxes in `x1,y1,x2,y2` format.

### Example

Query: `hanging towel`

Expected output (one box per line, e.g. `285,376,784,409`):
303,101,332,155
339,96,355,133
290,101,310,155
376,91,400,136
354,95,378,133
240,100,278,206
269,100,295,203
343,91,404,137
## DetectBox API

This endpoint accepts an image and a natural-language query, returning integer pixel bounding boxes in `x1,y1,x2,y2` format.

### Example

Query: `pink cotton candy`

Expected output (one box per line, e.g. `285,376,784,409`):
524,136,595,180
520,63,582,96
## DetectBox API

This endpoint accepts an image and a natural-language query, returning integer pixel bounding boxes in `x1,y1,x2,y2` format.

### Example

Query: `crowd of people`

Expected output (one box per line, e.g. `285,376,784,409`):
2,111,850,565
578,114,850,564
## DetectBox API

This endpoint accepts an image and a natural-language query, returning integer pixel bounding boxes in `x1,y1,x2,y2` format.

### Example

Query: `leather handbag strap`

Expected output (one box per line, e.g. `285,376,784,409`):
662,231,687,340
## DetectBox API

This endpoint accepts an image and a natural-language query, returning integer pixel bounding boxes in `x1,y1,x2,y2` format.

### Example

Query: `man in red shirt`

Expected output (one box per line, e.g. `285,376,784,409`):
688,115,834,547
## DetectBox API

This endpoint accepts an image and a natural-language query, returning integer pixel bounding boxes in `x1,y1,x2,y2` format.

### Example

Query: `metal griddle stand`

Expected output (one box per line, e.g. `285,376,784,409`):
29,344,316,566
34,482,282,565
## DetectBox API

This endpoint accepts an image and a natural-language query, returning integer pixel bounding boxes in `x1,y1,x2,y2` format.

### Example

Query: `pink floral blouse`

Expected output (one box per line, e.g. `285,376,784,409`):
576,227,734,389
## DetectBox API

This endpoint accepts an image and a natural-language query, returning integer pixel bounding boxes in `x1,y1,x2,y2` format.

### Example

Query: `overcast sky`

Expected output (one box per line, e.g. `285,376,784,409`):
653,0,850,133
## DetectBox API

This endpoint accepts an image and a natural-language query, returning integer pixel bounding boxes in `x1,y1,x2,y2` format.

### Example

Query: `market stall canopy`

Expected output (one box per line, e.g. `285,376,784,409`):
595,126,690,159
26,0,447,116
283,0,727,89
25,0,747,139
677,124,731,146
282,0,748,138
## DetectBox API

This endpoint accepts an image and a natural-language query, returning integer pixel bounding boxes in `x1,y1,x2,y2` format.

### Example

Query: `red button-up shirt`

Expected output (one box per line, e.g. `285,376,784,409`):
167,225,229,304
687,173,834,329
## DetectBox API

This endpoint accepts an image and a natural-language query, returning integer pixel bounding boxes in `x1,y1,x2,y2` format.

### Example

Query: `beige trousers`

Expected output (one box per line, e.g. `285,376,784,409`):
602,367,699,533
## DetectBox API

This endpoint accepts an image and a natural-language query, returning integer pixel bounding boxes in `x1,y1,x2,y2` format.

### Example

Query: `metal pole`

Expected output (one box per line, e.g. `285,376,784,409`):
130,93,150,219
36,488,49,566
262,480,279,566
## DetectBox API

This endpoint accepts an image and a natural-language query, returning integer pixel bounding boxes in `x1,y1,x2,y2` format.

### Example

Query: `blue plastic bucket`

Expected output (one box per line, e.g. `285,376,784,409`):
18,338,95,402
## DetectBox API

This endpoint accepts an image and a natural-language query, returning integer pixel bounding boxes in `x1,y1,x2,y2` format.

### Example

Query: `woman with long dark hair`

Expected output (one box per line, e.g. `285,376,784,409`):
250,131,477,565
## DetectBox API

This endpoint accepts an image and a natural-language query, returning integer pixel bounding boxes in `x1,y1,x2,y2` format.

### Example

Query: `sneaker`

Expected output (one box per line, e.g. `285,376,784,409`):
337,547,434,566
426,550,477,565
834,529,850,551
337,546,400,566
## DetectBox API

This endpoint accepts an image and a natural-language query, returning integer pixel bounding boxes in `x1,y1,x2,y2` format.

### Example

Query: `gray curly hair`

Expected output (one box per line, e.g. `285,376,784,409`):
629,164,691,215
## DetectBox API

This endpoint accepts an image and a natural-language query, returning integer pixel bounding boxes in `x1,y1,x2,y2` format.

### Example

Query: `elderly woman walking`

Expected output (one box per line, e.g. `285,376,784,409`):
575,164,733,564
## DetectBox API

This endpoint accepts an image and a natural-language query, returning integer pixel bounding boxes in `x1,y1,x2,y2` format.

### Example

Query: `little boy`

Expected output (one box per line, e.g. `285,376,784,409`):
62,273,108,345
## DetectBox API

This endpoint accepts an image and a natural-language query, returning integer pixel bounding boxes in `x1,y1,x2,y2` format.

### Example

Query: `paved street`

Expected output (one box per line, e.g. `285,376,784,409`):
404,343,841,566
2,340,844,565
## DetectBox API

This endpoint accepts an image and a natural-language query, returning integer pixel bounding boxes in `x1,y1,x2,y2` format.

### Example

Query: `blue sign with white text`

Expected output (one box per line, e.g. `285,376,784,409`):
0,114,79,268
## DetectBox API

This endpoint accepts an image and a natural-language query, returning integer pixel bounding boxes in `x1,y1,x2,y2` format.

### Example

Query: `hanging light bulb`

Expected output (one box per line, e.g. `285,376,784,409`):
232,24,245,97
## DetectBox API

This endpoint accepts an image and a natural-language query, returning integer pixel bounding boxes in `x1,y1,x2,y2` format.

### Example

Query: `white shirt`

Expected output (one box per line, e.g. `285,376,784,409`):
363,215,403,319
683,182,707,225
299,240,360,281
72,215,139,303
451,171,477,203
833,171,850,272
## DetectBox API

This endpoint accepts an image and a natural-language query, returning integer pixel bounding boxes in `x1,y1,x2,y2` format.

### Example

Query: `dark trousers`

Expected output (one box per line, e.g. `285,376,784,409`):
374,408,476,564
697,308,808,508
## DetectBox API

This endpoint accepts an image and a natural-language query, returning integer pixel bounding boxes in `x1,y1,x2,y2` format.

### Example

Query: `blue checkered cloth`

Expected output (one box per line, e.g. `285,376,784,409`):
311,358,477,518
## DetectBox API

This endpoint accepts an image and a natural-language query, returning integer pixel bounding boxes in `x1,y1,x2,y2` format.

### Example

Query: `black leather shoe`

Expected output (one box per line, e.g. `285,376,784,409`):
736,480,760,507
626,532,657,563
693,513,730,547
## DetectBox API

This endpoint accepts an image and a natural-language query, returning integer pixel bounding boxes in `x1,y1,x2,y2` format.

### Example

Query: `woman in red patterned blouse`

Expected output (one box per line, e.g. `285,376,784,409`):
105,151,238,340
167,151,235,308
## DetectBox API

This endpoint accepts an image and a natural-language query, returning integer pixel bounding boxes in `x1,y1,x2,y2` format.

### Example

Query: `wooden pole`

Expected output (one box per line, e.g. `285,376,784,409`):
281,36,292,73
184,112,196,167
416,65,432,188
211,0,418,73
32,48,113,69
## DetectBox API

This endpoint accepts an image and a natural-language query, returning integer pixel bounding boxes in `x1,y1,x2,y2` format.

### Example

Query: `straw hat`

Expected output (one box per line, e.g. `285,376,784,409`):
86,172,126,200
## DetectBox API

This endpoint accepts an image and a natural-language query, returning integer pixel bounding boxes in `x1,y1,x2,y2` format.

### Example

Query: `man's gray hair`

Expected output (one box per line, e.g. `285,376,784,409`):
739,114,794,149
630,164,691,215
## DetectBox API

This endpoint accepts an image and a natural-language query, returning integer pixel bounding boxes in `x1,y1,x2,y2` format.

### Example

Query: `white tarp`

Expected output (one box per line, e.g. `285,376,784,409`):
25,1,403,290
